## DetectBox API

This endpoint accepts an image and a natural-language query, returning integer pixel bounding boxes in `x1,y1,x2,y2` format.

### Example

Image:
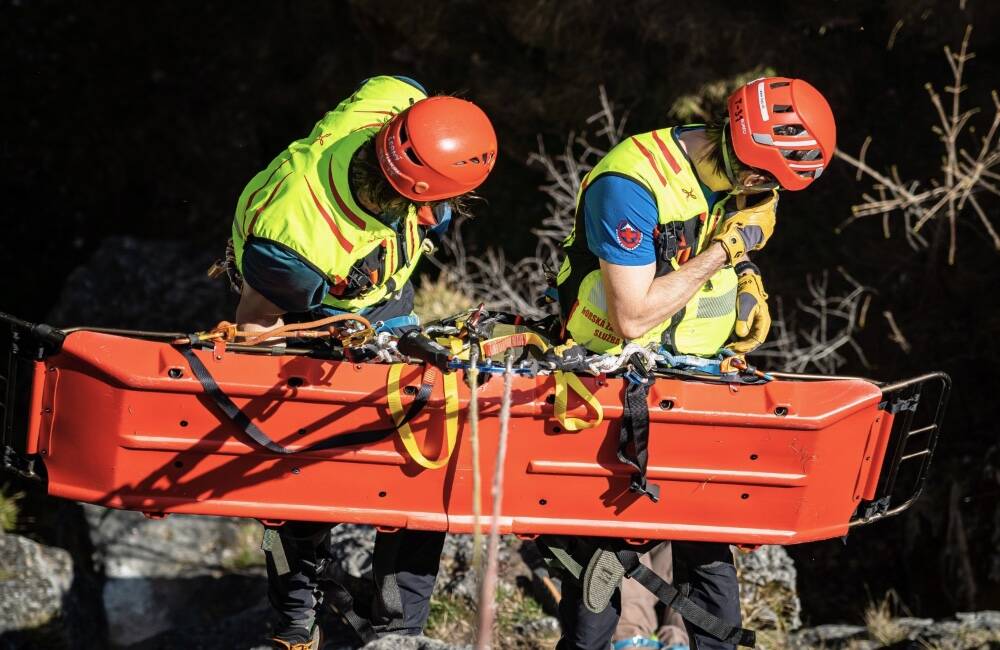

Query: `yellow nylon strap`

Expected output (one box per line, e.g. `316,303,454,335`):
553,371,604,432
386,364,459,469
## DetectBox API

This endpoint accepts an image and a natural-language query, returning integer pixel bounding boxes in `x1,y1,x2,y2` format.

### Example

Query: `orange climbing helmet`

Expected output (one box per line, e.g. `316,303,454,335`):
727,77,837,191
376,96,498,201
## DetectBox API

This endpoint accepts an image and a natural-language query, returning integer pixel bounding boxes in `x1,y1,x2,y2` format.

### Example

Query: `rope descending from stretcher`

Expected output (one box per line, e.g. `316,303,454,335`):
475,348,515,649
468,340,484,575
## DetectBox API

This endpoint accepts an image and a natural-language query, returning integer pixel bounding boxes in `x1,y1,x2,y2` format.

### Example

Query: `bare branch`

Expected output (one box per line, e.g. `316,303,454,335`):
836,24,1000,264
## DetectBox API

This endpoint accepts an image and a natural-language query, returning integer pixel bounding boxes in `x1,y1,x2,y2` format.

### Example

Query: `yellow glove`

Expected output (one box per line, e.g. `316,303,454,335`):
726,262,771,354
712,190,779,264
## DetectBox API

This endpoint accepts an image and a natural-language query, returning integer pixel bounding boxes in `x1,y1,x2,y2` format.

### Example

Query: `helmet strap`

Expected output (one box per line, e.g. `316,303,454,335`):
720,119,741,191
722,119,781,196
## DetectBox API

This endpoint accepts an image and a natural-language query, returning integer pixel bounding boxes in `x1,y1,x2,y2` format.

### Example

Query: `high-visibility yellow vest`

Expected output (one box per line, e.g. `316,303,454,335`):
556,127,738,355
232,76,430,312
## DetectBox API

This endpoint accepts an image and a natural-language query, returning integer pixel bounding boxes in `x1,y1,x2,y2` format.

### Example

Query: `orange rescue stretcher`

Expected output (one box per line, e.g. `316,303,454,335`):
1,314,949,547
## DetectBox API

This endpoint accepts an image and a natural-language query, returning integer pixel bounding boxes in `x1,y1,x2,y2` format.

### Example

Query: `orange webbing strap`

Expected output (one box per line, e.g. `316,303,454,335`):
387,364,459,469
240,314,372,345
478,331,550,358
176,313,373,346
553,371,604,431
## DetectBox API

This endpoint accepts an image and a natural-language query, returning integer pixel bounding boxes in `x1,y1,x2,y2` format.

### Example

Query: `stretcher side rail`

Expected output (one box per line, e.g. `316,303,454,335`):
848,371,951,528
0,312,62,482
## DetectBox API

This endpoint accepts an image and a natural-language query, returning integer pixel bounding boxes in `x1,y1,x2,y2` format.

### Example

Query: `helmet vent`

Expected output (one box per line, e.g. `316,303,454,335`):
773,104,794,113
770,81,790,89
781,148,823,161
773,124,806,137
399,124,410,144
404,147,423,166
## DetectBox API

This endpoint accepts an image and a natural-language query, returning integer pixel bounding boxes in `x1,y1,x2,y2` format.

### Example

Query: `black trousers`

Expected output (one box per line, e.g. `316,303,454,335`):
265,522,446,637
556,541,741,650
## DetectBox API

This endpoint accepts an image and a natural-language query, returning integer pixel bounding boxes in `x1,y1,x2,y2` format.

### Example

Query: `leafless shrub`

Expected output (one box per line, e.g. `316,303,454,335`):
526,85,628,269
422,87,626,316
837,25,1000,265
668,66,776,123
754,268,874,374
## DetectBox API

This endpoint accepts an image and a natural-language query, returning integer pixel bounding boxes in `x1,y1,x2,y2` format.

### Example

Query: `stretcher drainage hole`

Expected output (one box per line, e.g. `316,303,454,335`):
552,426,562,433
403,386,418,396
167,368,183,379
774,406,789,417
539,499,548,506
378,491,387,498
659,400,674,410
179,420,189,427
741,493,750,500
750,454,759,460
173,461,184,468
545,394,556,404
297,428,308,436
287,376,305,388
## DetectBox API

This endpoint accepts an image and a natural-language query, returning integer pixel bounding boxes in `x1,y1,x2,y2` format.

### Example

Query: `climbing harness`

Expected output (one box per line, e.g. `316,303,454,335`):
534,536,757,648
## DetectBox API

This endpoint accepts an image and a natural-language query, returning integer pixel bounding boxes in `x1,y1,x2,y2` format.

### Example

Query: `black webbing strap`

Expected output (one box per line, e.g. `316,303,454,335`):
616,550,756,648
617,372,659,502
178,346,433,455
321,577,379,645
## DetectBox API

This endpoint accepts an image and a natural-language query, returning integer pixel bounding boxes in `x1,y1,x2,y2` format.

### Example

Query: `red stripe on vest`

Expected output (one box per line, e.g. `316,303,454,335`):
305,177,354,254
246,171,293,237
242,159,290,236
630,137,667,187
650,130,681,174
328,157,368,230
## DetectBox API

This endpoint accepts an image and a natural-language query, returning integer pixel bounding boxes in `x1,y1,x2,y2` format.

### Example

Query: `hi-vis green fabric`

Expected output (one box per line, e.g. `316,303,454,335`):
232,76,429,311
557,127,738,355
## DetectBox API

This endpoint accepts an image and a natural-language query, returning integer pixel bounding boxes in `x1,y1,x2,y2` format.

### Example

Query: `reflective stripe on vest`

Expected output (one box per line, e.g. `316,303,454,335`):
232,76,429,312
557,127,738,355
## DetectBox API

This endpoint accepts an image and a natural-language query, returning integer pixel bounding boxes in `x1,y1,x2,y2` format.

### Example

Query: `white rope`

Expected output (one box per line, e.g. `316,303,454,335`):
474,348,515,650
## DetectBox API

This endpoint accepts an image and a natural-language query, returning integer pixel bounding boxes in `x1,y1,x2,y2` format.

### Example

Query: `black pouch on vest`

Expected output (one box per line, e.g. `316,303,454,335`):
652,224,681,278
338,246,385,298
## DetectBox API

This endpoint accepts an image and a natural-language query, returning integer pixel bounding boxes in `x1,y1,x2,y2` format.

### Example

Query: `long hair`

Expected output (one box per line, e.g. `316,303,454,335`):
348,136,474,223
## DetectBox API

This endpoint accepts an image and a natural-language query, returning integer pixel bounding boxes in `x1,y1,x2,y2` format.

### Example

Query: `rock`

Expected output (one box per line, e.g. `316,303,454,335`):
907,610,1000,648
0,531,86,649
735,545,802,631
85,506,267,647
328,524,377,580
362,635,469,650
125,603,273,650
788,623,868,648
47,236,235,331
954,610,1000,630
512,615,560,639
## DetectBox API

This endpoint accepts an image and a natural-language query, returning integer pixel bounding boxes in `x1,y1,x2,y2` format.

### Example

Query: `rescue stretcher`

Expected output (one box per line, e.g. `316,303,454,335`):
1,311,949,547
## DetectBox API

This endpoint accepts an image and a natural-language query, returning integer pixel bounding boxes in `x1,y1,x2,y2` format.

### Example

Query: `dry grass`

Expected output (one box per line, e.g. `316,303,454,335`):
0,483,25,533
222,520,265,571
863,591,908,646
425,585,556,650
413,273,476,323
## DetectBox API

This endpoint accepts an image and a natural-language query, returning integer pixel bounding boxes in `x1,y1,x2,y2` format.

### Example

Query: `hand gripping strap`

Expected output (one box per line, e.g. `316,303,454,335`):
179,346,434,457
553,371,604,431
615,550,756,648
386,364,459,469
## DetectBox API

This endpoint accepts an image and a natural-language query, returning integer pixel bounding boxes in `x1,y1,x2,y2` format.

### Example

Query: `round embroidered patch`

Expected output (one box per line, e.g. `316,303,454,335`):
616,220,643,250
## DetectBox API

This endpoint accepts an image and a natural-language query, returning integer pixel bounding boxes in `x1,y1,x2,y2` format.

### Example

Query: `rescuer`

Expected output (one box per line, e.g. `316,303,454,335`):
553,77,837,650
226,75,497,650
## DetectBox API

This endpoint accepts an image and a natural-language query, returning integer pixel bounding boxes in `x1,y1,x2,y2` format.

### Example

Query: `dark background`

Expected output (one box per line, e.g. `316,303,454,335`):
2,0,998,625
